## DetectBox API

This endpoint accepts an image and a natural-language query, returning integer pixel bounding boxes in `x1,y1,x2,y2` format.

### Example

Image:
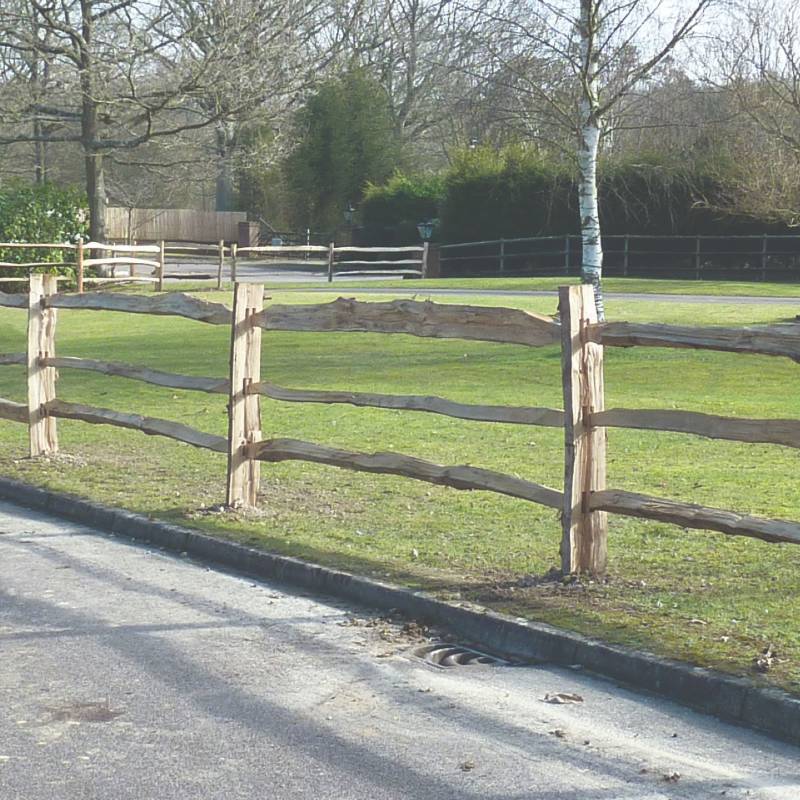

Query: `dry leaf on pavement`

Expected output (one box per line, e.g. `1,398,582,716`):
543,692,584,704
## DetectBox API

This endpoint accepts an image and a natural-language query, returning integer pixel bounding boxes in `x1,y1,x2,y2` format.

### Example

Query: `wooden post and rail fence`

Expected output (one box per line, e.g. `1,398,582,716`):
438,234,800,280
3,280,800,574
0,241,430,290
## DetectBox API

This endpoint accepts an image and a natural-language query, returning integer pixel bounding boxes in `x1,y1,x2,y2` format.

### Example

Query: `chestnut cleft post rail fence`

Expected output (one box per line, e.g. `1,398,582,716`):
2,280,800,575
0,240,232,291
234,242,429,281
1,240,427,289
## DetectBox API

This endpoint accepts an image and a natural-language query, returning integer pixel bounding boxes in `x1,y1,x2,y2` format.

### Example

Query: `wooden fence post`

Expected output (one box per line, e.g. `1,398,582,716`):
695,237,702,280
157,240,165,291
421,242,430,278
231,242,238,283
226,282,264,508
327,242,335,283
76,239,84,293
27,274,59,457
560,284,607,575
499,237,505,274
217,239,224,289
623,235,630,277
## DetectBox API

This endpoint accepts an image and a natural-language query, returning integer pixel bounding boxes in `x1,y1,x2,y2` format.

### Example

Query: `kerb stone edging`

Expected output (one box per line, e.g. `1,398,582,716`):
1,475,798,746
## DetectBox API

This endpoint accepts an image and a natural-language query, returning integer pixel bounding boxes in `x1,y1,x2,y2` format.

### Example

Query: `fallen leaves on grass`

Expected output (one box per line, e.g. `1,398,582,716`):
754,644,777,673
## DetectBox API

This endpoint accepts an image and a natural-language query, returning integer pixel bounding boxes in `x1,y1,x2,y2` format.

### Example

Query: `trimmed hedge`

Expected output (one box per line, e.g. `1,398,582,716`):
359,173,443,245
360,146,785,245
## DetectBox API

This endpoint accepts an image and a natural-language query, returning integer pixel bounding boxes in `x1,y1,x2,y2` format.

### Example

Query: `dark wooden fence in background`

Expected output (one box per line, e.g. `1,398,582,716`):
439,235,800,281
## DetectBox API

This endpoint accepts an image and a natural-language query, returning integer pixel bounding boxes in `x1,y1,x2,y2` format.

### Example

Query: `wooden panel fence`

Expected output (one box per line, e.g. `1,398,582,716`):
105,208,246,243
2,280,800,574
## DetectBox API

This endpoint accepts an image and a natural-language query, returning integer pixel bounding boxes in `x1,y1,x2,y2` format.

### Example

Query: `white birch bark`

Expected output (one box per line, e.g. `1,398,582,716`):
577,0,605,321
578,105,604,320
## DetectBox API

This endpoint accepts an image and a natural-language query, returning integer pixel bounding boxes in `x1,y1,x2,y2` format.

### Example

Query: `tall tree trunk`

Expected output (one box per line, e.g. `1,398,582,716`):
79,0,106,245
577,0,605,321
33,119,46,184
214,123,236,212
30,4,46,184
85,150,107,242
577,103,604,321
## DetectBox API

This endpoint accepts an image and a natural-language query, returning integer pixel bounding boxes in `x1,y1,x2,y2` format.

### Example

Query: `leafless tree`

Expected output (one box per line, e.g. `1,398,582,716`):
0,0,335,239
171,0,340,211
462,0,715,317
339,0,481,162
714,1,800,225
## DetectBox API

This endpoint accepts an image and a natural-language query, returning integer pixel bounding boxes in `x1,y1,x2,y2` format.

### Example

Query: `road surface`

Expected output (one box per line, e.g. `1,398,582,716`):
163,259,800,304
1,500,798,799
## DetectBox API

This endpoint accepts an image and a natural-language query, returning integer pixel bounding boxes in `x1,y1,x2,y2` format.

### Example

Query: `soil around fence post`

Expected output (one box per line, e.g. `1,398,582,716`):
226,283,264,508
27,274,59,457
560,284,607,575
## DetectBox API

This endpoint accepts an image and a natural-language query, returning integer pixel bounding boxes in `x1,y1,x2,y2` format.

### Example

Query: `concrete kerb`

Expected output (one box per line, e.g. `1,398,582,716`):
1,475,797,746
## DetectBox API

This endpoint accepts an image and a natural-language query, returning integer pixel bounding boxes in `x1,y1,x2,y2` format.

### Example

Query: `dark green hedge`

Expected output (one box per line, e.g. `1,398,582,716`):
359,172,443,246
360,146,784,245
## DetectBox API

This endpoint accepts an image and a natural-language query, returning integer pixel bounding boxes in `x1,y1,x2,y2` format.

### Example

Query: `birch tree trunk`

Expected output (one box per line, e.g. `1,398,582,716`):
577,0,605,321
577,105,604,321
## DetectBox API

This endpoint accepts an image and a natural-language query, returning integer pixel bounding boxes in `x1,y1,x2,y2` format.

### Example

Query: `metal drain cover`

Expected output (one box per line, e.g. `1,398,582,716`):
411,642,510,668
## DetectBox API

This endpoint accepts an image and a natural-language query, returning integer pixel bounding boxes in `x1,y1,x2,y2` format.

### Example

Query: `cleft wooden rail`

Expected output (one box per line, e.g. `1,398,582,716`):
235,243,429,281
0,239,229,292
1,239,428,290
1,280,800,574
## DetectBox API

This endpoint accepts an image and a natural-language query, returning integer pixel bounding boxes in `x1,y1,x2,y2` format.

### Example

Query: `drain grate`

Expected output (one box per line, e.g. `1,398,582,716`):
411,642,511,668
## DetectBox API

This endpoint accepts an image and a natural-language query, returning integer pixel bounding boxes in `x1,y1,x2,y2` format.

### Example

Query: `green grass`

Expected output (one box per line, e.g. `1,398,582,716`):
2,288,800,693
248,275,800,297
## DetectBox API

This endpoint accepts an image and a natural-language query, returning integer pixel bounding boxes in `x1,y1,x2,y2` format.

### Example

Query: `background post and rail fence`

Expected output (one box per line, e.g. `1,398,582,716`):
2,280,800,574
439,234,800,281
0,241,430,289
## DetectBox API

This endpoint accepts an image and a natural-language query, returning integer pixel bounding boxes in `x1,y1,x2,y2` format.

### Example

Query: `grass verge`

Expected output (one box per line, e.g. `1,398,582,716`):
1,288,800,693
249,275,800,297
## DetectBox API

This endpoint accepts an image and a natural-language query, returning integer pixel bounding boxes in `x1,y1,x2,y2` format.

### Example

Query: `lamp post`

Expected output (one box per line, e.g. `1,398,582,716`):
342,202,356,246
416,220,435,242
416,220,436,279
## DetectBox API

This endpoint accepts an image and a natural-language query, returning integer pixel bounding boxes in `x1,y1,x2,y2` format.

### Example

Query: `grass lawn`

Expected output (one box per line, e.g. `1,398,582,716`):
243,275,800,297
1,287,800,693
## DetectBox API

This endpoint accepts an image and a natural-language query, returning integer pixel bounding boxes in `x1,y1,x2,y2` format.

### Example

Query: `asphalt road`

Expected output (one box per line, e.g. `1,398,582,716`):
1,500,799,800
163,260,800,304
